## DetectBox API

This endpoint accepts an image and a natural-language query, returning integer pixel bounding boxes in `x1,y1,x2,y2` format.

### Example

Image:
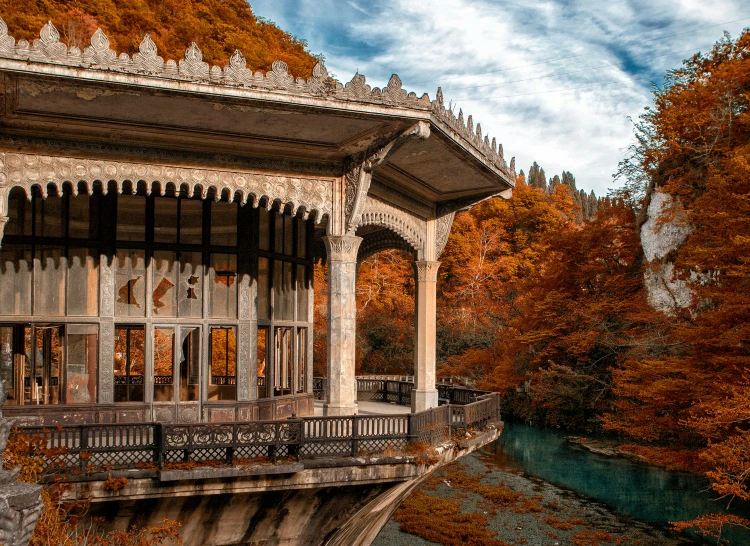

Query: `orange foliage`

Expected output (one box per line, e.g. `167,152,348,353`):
355,250,415,375
0,0,318,76
4,428,182,545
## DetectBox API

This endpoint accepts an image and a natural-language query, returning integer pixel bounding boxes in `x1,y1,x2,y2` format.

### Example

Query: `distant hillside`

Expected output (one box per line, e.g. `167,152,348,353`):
0,0,318,77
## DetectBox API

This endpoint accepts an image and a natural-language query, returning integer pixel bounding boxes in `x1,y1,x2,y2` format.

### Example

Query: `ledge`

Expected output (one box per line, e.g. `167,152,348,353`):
159,462,304,482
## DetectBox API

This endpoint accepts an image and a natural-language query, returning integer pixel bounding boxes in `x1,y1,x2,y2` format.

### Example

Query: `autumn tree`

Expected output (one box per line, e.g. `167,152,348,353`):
601,30,750,538
0,0,318,77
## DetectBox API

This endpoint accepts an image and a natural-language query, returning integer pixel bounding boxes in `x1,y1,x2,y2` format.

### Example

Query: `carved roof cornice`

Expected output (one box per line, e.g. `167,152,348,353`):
0,17,516,185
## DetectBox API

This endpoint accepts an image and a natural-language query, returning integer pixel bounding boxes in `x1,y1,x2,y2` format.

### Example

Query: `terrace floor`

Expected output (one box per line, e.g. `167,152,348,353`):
313,400,412,416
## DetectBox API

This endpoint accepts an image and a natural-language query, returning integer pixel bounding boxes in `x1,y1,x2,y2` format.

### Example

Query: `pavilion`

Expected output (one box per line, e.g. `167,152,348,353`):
0,18,514,425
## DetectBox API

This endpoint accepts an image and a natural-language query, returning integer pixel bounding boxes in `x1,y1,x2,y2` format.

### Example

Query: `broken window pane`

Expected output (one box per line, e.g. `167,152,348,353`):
152,251,178,317
115,250,146,317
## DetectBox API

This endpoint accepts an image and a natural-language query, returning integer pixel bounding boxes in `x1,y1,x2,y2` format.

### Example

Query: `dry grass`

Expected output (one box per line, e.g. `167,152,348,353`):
394,490,511,546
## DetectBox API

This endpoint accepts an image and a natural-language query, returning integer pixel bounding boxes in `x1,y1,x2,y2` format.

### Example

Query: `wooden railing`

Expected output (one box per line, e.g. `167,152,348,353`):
312,377,491,408
16,393,501,475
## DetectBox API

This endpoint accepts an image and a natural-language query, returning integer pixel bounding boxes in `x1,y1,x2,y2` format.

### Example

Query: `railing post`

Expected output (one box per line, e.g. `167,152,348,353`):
79,426,88,473
407,413,419,445
351,416,359,457
154,423,163,467
227,424,236,465
288,419,301,460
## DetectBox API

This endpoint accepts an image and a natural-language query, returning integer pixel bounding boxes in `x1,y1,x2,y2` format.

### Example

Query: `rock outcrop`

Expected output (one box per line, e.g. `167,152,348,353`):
640,188,694,314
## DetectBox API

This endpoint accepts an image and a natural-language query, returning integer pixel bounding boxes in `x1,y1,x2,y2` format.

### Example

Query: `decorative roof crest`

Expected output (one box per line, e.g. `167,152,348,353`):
0,14,515,181
179,42,209,79
133,34,163,74
83,28,117,67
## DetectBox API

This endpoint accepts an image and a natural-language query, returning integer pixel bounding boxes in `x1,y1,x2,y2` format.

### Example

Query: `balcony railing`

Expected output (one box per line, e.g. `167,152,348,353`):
313,377,491,407
14,392,501,477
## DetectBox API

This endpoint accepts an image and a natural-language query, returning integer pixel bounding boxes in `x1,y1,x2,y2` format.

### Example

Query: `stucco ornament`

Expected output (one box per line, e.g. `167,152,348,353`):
0,152,333,225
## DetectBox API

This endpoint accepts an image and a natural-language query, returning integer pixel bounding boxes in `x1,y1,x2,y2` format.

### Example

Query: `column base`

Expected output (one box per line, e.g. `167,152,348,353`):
411,389,439,413
323,403,358,416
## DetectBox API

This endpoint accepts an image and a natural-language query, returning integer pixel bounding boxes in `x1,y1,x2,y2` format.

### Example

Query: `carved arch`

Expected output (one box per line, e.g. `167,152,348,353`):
357,227,416,265
357,196,426,260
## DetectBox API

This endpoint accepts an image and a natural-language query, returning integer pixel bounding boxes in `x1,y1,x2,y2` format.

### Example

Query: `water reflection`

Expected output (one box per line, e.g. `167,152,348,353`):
483,421,750,543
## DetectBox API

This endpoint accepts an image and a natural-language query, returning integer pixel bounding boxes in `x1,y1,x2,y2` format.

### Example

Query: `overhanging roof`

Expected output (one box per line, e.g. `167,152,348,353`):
0,19,515,205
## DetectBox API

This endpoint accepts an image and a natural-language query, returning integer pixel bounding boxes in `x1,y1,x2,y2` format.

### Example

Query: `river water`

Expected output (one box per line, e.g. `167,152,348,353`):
486,422,750,543
375,421,750,545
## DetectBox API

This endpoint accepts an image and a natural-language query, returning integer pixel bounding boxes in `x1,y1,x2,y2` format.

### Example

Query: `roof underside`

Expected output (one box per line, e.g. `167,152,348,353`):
0,20,516,205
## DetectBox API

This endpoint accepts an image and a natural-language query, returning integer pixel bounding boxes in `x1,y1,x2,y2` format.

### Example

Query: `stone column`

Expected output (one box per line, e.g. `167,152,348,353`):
412,261,440,412
323,235,362,416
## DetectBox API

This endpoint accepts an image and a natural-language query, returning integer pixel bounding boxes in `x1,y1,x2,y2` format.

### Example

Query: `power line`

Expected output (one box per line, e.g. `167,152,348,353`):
407,16,750,86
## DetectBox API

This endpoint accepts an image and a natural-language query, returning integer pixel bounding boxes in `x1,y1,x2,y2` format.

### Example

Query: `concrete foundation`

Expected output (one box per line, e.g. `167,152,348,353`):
80,426,502,546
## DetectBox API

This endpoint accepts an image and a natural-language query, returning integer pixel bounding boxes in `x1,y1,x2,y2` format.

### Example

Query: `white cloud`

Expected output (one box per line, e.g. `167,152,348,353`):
250,0,749,195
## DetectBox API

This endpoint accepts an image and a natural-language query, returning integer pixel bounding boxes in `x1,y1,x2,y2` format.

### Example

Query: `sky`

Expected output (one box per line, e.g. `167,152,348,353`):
249,0,748,196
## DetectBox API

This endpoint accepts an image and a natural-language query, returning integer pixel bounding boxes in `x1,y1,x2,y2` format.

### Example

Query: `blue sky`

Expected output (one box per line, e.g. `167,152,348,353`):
250,0,748,196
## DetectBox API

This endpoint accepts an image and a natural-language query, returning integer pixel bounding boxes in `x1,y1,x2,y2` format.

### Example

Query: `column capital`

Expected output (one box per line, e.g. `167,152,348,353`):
414,260,441,282
323,235,362,263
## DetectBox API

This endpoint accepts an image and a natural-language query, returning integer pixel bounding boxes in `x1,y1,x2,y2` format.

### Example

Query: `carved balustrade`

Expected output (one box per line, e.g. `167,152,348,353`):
14,392,501,477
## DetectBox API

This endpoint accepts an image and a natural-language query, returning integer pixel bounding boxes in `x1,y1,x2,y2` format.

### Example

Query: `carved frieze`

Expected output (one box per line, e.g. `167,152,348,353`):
0,152,333,223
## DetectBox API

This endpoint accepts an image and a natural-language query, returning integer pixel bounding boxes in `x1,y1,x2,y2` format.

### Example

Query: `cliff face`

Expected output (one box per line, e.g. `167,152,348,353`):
640,189,694,314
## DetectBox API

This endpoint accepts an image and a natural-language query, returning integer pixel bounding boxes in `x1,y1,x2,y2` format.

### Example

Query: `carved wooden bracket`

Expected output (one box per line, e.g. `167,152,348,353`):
344,121,430,235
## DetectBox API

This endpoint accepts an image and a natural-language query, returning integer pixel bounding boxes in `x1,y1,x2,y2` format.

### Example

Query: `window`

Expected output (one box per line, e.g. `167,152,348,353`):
115,250,146,317
0,327,15,403
152,252,178,317
117,195,146,241
209,327,236,401
68,192,99,240
153,328,174,402
257,258,269,320
297,265,309,322
177,252,202,318
68,248,98,316
211,202,237,246
0,246,31,316
209,253,237,318
179,328,200,402
114,326,145,402
258,208,270,251
34,192,64,239
180,200,203,245
66,325,97,404
24,326,62,405
274,327,292,396
257,327,267,398
34,247,65,316
6,188,31,237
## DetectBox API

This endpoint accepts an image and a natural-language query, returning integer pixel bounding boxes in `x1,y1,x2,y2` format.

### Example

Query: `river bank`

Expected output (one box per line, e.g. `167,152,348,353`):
372,449,695,546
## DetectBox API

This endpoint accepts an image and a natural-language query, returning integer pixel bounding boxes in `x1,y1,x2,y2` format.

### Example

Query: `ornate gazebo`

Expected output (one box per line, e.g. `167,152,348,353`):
0,18,514,425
